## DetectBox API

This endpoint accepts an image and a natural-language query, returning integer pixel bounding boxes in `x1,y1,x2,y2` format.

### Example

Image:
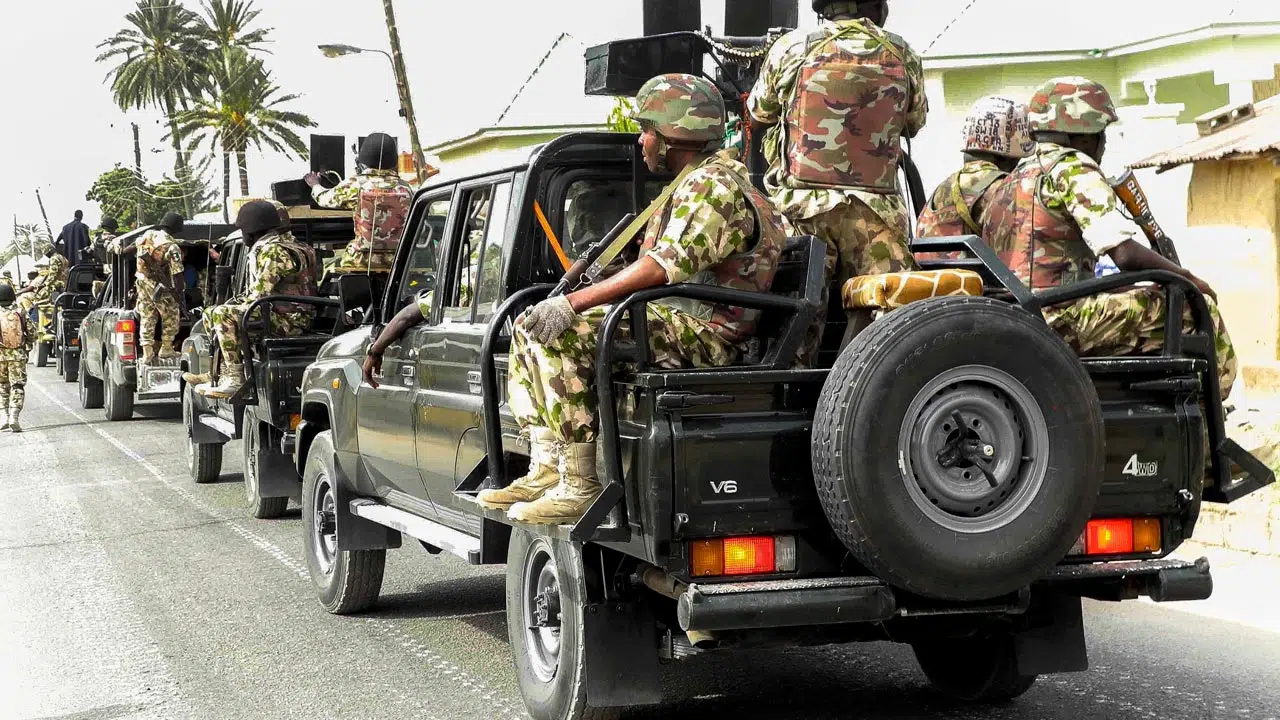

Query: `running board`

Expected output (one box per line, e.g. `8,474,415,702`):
349,499,482,564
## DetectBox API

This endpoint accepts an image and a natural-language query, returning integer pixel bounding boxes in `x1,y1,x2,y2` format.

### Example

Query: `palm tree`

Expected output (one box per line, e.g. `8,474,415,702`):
197,0,271,55
7,224,51,276
97,1,206,217
175,48,316,218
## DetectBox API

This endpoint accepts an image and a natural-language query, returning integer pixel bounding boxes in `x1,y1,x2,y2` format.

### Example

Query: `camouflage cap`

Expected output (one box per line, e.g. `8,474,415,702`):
632,73,726,145
963,96,1035,159
1028,77,1118,134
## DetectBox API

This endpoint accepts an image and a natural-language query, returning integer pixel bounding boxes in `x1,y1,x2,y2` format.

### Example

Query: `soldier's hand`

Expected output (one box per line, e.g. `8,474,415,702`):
522,296,576,344
304,172,321,188
1184,271,1217,301
362,351,382,389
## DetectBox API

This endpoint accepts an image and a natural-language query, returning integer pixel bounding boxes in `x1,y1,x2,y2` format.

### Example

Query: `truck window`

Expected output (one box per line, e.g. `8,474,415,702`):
474,182,512,322
561,178,664,259
398,196,452,315
444,186,493,322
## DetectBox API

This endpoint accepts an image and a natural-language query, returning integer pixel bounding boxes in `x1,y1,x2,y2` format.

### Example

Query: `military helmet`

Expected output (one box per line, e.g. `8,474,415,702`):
1028,77,1118,135
632,73,726,146
101,217,118,232
0,284,14,304
963,96,1035,159
159,211,184,234
235,200,283,236
358,132,399,171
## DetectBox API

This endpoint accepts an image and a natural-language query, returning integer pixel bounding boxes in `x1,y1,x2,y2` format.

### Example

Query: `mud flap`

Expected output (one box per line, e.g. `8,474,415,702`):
334,462,402,552
584,601,662,708
1015,592,1088,676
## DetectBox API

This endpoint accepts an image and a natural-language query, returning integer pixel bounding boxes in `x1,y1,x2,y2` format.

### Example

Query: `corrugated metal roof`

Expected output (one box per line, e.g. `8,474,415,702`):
1131,96,1280,170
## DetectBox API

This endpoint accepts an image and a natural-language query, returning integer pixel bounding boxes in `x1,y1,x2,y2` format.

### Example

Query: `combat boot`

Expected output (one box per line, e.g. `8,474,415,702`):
508,442,600,525
7,410,20,433
182,372,211,386
0,407,9,432
199,371,243,399
141,345,158,366
158,346,180,360
477,428,560,510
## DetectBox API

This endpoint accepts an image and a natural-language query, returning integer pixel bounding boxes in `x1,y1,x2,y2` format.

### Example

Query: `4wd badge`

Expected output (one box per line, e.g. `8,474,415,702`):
1121,454,1159,477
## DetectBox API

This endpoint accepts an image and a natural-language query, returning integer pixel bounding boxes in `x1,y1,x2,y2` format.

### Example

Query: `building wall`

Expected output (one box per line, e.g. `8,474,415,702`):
434,132,570,165
1184,158,1280,366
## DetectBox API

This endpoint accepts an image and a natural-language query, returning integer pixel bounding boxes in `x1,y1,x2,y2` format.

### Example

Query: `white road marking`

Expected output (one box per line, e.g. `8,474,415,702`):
32,382,525,720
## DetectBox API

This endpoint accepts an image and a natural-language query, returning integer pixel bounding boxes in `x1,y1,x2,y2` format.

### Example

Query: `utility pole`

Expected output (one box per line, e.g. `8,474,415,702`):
381,0,429,184
132,122,145,227
34,189,53,251
12,214,22,278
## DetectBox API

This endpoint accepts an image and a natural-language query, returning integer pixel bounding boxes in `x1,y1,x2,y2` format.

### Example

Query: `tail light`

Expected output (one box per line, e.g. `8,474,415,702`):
690,536,797,577
1070,518,1162,557
114,319,136,361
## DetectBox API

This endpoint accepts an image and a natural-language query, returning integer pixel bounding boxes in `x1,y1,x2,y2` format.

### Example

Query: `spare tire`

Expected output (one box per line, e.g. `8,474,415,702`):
812,296,1103,601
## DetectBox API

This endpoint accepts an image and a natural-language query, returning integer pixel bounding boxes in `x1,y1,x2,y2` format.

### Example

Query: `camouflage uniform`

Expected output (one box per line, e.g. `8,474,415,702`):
507,151,792,443
748,18,927,363
0,273,14,290
0,302,31,429
207,230,317,368
982,77,1236,398
312,169,413,272
134,229,184,352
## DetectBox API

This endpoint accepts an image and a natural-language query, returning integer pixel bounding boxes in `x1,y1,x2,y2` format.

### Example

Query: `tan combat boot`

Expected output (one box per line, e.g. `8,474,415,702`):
508,442,600,525
158,346,180,360
199,370,243,399
477,428,561,510
7,409,20,433
0,409,9,432
141,344,158,366
182,372,211,386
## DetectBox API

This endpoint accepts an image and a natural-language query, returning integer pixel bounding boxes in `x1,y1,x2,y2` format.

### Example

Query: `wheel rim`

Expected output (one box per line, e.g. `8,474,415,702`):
244,427,259,506
183,391,195,467
898,365,1050,534
522,541,562,683
311,473,338,574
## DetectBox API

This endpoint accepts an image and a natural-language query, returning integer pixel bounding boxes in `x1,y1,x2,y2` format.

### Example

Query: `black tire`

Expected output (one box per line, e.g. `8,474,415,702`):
507,529,621,720
811,297,1104,601
303,430,384,614
62,351,77,383
184,387,223,484
78,354,104,409
103,366,135,421
35,341,49,368
913,634,1038,703
244,420,289,519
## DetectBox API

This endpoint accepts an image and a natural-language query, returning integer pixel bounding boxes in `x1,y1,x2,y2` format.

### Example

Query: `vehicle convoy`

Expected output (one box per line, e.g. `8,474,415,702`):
181,209,355,518
78,224,227,421
52,263,107,382
289,33,1274,720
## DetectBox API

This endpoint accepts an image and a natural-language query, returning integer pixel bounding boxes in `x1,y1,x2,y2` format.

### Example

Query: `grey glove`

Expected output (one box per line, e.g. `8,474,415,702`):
522,295,576,344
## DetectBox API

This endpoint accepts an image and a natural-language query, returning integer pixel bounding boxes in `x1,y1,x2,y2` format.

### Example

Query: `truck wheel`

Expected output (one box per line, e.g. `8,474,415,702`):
244,421,288,519
507,529,620,720
79,355,103,409
812,297,1104,601
62,351,77,383
913,634,1038,703
35,341,49,368
104,366,135,421
184,387,223,484
55,347,64,377
303,430,384,614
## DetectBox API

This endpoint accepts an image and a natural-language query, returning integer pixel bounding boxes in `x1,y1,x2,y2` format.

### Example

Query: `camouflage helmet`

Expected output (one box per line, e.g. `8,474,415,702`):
632,73,726,146
963,96,1035,159
1028,77,1118,135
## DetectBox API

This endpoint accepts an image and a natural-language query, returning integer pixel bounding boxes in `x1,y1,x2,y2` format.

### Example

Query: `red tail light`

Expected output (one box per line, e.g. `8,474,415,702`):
690,536,796,577
114,319,136,360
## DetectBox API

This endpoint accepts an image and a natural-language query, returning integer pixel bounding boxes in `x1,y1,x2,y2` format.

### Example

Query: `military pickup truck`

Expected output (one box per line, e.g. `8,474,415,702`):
53,263,106,382
77,223,227,421
289,128,1274,720
181,210,356,518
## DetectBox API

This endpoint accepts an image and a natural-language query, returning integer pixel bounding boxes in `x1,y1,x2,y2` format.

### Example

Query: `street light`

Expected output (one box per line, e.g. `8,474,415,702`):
318,43,430,183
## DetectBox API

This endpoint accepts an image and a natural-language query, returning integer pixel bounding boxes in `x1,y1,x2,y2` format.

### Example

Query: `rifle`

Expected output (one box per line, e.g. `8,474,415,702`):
551,213,636,297
1111,171,1181,265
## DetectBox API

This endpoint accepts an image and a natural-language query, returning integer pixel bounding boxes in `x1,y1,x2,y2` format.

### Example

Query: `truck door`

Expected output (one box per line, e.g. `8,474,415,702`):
355,191,453,509
416,179,515,532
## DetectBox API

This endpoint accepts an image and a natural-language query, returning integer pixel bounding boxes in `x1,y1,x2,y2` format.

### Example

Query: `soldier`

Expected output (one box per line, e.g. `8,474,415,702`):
0,271,13,290
495,73,793,525
17,248,68,314
747,0,928,362
94,218,119,262
981,77,1235,398
917,96,1034,239
0,284,32,432
134,212,187,364
305,132,413,273
193,200,318,398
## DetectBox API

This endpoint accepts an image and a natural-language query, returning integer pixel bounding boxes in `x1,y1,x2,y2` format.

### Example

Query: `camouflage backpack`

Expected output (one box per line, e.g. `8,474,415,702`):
355,186,413,256
253,233,318,316
784,19,911,192
916,162,1007,239
0,307,24,349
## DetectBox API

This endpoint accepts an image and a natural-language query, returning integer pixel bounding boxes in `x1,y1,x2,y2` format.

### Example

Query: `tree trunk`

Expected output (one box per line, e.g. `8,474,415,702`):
163,95,194,218
382,0,429,183
237,151,250,198
221,149,231,223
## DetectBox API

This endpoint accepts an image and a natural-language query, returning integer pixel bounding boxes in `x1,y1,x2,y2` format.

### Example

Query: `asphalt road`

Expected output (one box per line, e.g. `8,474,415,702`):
4,369,1279,720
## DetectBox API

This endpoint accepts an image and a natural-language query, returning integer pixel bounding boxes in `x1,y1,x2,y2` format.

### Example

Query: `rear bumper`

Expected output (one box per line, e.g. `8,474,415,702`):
676,558,1212,633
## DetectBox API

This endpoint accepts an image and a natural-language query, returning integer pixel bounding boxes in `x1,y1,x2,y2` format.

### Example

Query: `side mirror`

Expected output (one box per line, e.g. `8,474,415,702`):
214,266,233,304
338,274,373,322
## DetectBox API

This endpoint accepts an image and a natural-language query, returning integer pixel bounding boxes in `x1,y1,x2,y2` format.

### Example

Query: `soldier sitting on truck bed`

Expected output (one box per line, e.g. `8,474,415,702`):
191,200,318,399
981,77,1236,399
305,132,413,274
